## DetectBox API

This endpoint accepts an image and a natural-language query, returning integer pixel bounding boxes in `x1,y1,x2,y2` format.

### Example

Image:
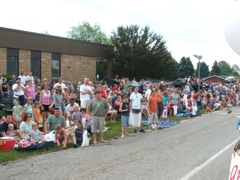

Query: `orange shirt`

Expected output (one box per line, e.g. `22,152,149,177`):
153,91,162,103
34,108,43,124
148,96,158,113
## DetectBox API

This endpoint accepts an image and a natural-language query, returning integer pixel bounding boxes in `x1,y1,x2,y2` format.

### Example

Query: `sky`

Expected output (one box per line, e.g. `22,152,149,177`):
0,0,240,69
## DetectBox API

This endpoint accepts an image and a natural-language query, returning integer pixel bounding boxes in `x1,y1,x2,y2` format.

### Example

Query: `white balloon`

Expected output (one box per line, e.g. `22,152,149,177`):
225,1,240,55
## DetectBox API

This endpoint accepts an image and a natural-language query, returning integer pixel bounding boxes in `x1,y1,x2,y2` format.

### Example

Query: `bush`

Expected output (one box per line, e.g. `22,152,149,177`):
2,74,11,82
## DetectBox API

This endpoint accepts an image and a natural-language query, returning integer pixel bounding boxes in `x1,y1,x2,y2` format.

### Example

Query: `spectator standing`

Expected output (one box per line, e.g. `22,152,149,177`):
53,77,67,91
26,72,35,85
25,79,36,101
40,82,52,125
145,85,152,101
148,91,159,128
153,84,163,123
130,86,145,133
87,91,109,144
12,77,26,106
18,72,27,85
80,78,93,108
2,78,8,98
169,89,180,119
8,75,16,99
50,85,64,113
119,95,130,137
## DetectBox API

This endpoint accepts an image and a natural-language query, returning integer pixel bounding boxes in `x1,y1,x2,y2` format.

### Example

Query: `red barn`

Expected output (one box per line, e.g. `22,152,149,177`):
203,75,226,84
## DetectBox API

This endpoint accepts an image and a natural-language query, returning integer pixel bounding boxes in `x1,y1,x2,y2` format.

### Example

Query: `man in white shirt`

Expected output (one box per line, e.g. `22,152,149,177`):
18,72,27,85
26,72,34,85
12,77,26,106
144,85,152,101
80,78,92,108
53,77,67,91
130,86,145,133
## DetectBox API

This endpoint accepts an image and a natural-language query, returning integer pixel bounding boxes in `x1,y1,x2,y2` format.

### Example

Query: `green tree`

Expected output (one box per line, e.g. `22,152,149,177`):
211,60,221,76
178,57,194,78
67,21,112,79
67,21,110,44
196,61,209,78
218,60,233,76
111,25,176,80
232,64,240,76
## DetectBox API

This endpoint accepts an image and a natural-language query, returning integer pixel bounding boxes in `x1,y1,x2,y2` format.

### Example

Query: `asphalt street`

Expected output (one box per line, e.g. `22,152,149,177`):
1,108,240,180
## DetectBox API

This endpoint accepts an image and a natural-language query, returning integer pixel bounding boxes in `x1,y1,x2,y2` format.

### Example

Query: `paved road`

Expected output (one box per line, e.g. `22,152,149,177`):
1,108,240,180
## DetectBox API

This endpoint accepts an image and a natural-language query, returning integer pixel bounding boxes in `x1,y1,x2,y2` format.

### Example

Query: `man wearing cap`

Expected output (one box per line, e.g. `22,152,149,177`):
12,77,26,106
87,90,109,144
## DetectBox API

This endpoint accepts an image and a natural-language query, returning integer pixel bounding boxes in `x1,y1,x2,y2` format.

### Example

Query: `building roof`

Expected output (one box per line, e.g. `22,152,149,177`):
203,75,226,81
0,27,113,59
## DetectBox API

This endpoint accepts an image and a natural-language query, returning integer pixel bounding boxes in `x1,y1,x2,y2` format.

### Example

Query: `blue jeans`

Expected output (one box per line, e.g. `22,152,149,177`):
197,105,201,116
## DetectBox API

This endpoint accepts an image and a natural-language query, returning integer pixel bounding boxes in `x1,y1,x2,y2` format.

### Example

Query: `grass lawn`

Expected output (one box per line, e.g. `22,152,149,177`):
0,108,206,164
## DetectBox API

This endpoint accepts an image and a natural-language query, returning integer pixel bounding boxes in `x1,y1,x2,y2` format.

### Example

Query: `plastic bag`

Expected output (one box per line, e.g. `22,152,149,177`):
192,106,197,116
129,112,134,126
44,130,56,142
81,130,89,147
162,109,168,118
173,105,178,115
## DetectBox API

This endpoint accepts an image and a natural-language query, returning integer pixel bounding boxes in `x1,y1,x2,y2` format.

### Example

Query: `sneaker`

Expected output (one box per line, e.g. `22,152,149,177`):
134,129,137,133
73,144,78,148
158,126,163,130
227,111,232,114
140,129,145,133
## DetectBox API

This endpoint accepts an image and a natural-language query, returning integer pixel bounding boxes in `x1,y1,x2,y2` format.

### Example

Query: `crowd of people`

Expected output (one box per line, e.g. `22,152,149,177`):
0,73,239,149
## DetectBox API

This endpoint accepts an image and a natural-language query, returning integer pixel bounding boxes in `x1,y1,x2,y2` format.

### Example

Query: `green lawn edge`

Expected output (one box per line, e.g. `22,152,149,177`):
0,109,206,164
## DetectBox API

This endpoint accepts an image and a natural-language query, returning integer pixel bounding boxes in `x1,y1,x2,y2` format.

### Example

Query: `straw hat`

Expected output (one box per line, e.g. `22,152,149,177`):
56,85,62,91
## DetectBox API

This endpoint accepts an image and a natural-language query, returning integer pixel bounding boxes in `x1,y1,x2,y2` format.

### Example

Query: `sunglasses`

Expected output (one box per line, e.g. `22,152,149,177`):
27,116,32,118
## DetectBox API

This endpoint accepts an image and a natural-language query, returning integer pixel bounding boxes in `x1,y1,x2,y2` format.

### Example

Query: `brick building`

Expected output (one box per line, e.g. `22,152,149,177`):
0,27,112,83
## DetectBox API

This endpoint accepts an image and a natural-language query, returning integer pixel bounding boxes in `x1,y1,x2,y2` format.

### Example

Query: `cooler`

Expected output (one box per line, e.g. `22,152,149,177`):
0,137,15,151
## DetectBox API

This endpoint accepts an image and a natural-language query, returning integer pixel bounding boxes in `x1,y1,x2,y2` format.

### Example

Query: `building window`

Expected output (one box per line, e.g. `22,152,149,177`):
7,48,19,76
51,53,61,81
31,51,41,80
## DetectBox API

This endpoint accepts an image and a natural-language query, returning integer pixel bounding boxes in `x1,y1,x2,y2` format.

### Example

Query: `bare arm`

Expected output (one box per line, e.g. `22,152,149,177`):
130,99,133,111
44,122,49,134
39,91,43,105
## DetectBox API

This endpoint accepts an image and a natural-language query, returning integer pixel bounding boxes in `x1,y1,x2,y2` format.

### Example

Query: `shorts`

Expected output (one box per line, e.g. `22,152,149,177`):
121,115,129,127
91,116,104,133
42,104,50,112
150,112,158,124
132,109,141,114
81,100,90,109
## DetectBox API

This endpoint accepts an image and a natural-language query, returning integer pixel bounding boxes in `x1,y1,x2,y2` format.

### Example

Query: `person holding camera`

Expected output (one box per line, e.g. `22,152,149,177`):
12,77,26,106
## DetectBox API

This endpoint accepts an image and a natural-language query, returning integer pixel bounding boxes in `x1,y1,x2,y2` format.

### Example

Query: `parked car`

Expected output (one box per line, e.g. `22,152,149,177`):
225,76,236,83
172,78,187,88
